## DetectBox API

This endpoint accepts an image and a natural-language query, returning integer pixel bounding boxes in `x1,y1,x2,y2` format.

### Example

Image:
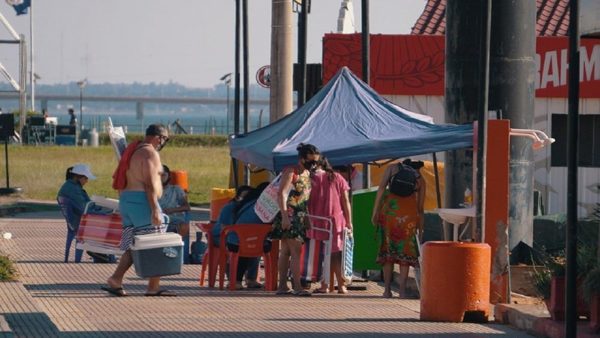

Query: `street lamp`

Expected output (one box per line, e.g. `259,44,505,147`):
220,73,232,134
76,79,87,132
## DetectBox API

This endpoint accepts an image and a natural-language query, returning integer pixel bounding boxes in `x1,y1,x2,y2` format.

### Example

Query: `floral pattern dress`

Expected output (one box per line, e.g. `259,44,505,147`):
271,167,311,242
375,190,420,267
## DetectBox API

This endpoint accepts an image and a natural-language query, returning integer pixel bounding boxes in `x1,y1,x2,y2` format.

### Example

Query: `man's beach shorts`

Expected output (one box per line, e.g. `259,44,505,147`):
119,191,167,251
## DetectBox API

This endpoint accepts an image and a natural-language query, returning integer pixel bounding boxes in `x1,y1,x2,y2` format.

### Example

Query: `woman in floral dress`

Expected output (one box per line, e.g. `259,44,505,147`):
371,159,426,298
272,143,320,296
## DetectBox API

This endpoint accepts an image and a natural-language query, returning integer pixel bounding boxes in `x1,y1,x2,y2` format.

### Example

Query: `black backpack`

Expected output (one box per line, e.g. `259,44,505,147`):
388,163,419,197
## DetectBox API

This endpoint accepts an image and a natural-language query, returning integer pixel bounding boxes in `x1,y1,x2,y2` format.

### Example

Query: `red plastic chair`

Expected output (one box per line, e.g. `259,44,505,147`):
195,221,224,287
218,224,275,291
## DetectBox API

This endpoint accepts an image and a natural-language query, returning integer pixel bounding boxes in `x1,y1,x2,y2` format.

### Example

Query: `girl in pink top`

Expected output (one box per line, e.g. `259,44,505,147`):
308,157,353,294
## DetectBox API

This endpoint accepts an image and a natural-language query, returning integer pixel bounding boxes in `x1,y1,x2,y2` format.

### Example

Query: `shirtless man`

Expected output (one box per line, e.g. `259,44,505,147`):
103,124,174,297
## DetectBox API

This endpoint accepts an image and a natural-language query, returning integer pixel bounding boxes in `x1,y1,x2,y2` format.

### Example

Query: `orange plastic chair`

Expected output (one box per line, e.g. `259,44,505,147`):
195,221,224,288
218,224,275,291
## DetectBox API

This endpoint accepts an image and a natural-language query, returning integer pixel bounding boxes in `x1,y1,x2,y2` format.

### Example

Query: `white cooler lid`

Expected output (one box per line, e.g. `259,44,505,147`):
131,232,183,250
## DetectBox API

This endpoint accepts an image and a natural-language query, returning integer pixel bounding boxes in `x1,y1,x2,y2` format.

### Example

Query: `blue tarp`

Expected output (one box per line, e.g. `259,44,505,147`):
230,67,473,171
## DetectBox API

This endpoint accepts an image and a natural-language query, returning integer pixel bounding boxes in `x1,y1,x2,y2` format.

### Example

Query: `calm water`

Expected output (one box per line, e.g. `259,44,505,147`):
32,102,270,135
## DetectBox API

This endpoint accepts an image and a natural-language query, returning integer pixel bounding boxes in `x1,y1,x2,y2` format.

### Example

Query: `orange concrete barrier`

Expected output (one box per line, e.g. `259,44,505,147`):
420,241,491,322
170,170,189,192
210,188,235,222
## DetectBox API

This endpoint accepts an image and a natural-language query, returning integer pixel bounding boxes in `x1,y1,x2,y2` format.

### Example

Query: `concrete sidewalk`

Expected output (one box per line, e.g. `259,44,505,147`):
0,206,554,337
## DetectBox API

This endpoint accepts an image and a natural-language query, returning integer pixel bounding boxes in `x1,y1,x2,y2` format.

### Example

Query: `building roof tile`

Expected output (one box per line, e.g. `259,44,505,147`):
411,0,570,36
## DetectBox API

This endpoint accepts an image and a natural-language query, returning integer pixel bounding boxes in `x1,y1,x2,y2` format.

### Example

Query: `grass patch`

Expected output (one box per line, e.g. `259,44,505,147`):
0,145,230,204
0,255,16,281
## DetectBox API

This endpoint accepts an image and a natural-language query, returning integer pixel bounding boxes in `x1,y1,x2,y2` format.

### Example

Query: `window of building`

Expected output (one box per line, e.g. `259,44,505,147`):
551,114,600,167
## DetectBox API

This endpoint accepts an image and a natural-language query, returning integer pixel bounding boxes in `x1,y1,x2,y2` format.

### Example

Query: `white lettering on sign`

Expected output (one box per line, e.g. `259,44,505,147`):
582,45,600,83
536,45,600,90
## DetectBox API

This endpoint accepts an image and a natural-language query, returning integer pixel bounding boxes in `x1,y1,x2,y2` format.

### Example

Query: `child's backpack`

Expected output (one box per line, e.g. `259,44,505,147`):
190,232,207,264
388,163,419,197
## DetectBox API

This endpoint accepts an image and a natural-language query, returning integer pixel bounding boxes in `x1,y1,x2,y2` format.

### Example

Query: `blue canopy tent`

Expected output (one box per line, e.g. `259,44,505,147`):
229,67,473,172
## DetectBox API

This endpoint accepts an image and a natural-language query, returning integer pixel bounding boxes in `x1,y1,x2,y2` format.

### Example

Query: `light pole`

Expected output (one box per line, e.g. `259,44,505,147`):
220,73,232,134
76,79,87,132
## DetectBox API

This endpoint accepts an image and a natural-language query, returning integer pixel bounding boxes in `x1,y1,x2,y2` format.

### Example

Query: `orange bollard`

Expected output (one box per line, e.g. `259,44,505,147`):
170,170,189,192
210,188,236,222
420,241,491,323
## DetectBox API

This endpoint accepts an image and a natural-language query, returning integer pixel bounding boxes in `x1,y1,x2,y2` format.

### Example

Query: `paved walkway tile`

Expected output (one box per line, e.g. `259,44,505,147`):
0,212,534,337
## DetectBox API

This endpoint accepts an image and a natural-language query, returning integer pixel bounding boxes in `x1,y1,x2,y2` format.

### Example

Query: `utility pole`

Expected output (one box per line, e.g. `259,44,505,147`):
269,0,293,122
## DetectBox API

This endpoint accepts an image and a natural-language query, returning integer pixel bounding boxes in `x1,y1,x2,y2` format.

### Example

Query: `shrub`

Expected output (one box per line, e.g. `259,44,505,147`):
0,255,16,281
532,244,598,300
532,251,564,299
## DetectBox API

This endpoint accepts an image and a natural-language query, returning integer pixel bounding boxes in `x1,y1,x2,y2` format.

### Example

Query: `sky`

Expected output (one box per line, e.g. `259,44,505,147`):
1,0,427,89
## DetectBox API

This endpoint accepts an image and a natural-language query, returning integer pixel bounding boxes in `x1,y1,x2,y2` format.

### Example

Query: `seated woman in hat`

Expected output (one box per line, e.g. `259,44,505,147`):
57,164,96,263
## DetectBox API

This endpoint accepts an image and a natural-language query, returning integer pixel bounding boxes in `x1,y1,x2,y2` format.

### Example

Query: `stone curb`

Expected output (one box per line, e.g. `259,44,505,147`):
495,303,600,338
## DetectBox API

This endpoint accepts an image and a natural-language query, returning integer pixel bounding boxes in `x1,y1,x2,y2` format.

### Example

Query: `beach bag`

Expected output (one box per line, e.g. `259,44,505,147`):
254,173,285,223
388,163,419,197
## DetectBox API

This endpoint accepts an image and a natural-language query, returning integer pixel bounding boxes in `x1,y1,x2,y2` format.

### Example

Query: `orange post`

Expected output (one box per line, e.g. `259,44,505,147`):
170,170,189,192
210,188,235,222
473,120,511,304
420,241,491,322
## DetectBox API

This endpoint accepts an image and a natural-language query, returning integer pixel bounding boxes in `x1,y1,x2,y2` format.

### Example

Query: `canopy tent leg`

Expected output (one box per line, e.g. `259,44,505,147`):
231,158,239,188
432,152,442,208
431,152,445,241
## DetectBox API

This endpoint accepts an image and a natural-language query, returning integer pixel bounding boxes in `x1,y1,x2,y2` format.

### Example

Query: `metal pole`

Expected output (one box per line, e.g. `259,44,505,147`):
226,82,230,134
432,153,442,208
234,0,241,135
297,0,308,107
4,139,9,188
79,87,83,132
476,0,491,242
565,0,579,335
29,0,34,112
242,0,249,134
242,0,250,185
361,0,370,189
19,35,26,139
232,0,242,188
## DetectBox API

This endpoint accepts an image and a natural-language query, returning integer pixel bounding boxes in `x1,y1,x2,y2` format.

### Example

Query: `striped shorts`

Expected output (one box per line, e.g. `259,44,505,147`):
120,224,167,251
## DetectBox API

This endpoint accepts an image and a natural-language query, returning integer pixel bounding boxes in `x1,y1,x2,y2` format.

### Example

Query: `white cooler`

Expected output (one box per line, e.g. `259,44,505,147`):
131,232,183,278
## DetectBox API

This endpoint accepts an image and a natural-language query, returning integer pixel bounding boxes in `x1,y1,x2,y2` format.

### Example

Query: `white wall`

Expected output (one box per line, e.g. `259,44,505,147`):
384,94,600,217
536,97,600,217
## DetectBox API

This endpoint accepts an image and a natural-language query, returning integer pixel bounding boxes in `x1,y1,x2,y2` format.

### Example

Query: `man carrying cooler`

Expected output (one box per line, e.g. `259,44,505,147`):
102,124,175,297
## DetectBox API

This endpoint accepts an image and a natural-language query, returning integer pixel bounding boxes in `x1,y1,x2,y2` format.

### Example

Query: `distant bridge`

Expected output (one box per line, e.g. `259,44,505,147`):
0,92,270,106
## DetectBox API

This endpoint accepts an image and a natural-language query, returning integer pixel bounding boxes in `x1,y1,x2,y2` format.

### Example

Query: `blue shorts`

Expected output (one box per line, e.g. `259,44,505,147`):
119,191,166,250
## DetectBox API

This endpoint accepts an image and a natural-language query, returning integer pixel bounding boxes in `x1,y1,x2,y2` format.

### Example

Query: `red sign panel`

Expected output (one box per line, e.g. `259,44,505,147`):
256,65,271,88
323,34,600,98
